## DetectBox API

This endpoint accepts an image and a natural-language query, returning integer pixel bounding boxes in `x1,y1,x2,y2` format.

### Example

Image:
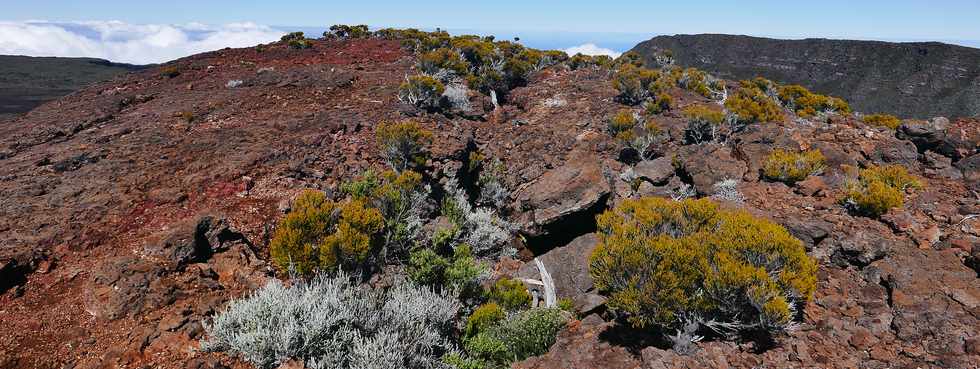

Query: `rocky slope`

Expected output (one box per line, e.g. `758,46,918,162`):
0,55,144,118
629,34,980,119
0,36,978,369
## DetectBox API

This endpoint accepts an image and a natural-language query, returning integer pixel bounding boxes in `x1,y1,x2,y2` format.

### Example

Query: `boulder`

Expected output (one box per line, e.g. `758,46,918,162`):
515,150,610,237
871,139,918,166
514,315,641,369
676,146,748,195
143,216,249,271
84,257,175,320
517,233,599,301
956,153,980,192
633,157,674,185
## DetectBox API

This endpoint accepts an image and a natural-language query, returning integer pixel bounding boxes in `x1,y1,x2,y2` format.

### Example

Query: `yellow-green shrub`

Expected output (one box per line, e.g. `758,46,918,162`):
678,68,723,98
612,65,664,105
778,85,850,118
589,197,817,334
418,47,470,76
568,54,612,70
842,165,923,217
466,303,506,337
682,104,726,144
644,92,673,115
725,80,783,124
375,120,433,172
488,277,532,310
398,75,445,111
608,109,639,142
270,190,384,275
762,149,827,184
862,114,902,130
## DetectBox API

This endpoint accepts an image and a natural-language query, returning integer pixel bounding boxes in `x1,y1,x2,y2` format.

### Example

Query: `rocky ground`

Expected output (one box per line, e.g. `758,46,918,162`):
0,37,977,369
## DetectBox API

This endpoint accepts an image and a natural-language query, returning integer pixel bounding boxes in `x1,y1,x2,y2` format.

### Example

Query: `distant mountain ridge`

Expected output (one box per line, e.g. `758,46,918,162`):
629,34,980,119
0,55,144,118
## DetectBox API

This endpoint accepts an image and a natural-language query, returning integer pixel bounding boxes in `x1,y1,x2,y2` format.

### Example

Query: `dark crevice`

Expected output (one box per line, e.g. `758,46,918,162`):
523,193,609,256
879,276,895,309
0,261,31,295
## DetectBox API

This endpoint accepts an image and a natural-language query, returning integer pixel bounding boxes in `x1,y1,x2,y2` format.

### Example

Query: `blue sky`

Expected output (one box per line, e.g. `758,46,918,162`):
2,1,979,63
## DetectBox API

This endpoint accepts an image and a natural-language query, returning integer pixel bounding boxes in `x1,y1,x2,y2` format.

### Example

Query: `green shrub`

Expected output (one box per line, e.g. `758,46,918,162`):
408,248,449,286
488,277,532,311
325,24,371,39
280,32,313,49
557,297,575,312
408,244,486,298
862,114,902,130
442,353,488,369
725,80,783,124
589,197,817,337
762,149,827,184
842,165,923,217
644,92,673,115
466,303,506,337
399,75,446,111
344,170,429,258
682,104,726,144
269,190,384,276
465,308,568,365
376,120,433,173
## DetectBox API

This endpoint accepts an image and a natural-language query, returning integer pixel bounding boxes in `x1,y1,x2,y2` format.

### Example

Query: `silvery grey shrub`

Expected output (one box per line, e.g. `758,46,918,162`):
201,273,461,369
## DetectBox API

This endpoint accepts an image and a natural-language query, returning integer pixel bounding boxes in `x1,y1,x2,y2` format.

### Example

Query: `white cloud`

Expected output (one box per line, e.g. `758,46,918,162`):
0,21,286,64
563,43,622,58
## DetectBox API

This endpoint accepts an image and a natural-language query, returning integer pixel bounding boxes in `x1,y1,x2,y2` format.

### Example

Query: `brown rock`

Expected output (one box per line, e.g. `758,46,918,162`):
515,149,610,237
517,233,599,299
794,175,828,197
633,157,674,185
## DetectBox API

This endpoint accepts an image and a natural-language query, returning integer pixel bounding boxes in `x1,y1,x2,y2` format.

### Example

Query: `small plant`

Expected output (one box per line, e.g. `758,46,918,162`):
399,75,446,111
762,149,827,184
488,277,532,311
441,177,514,255
408,243,486,298
590,197,817,346
176,111,194,123
376,120,433,173
269,191,384,276
842,165,923,217
160,66,180,78
862,114,902,130
644,92,673,115
465,303,506,337
608,109,639,142
678,68,724,99
682,104,726,144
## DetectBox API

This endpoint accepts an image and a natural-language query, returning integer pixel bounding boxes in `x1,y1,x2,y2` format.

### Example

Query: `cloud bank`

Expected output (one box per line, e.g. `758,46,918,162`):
563,43,622,58
0,21,286,64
